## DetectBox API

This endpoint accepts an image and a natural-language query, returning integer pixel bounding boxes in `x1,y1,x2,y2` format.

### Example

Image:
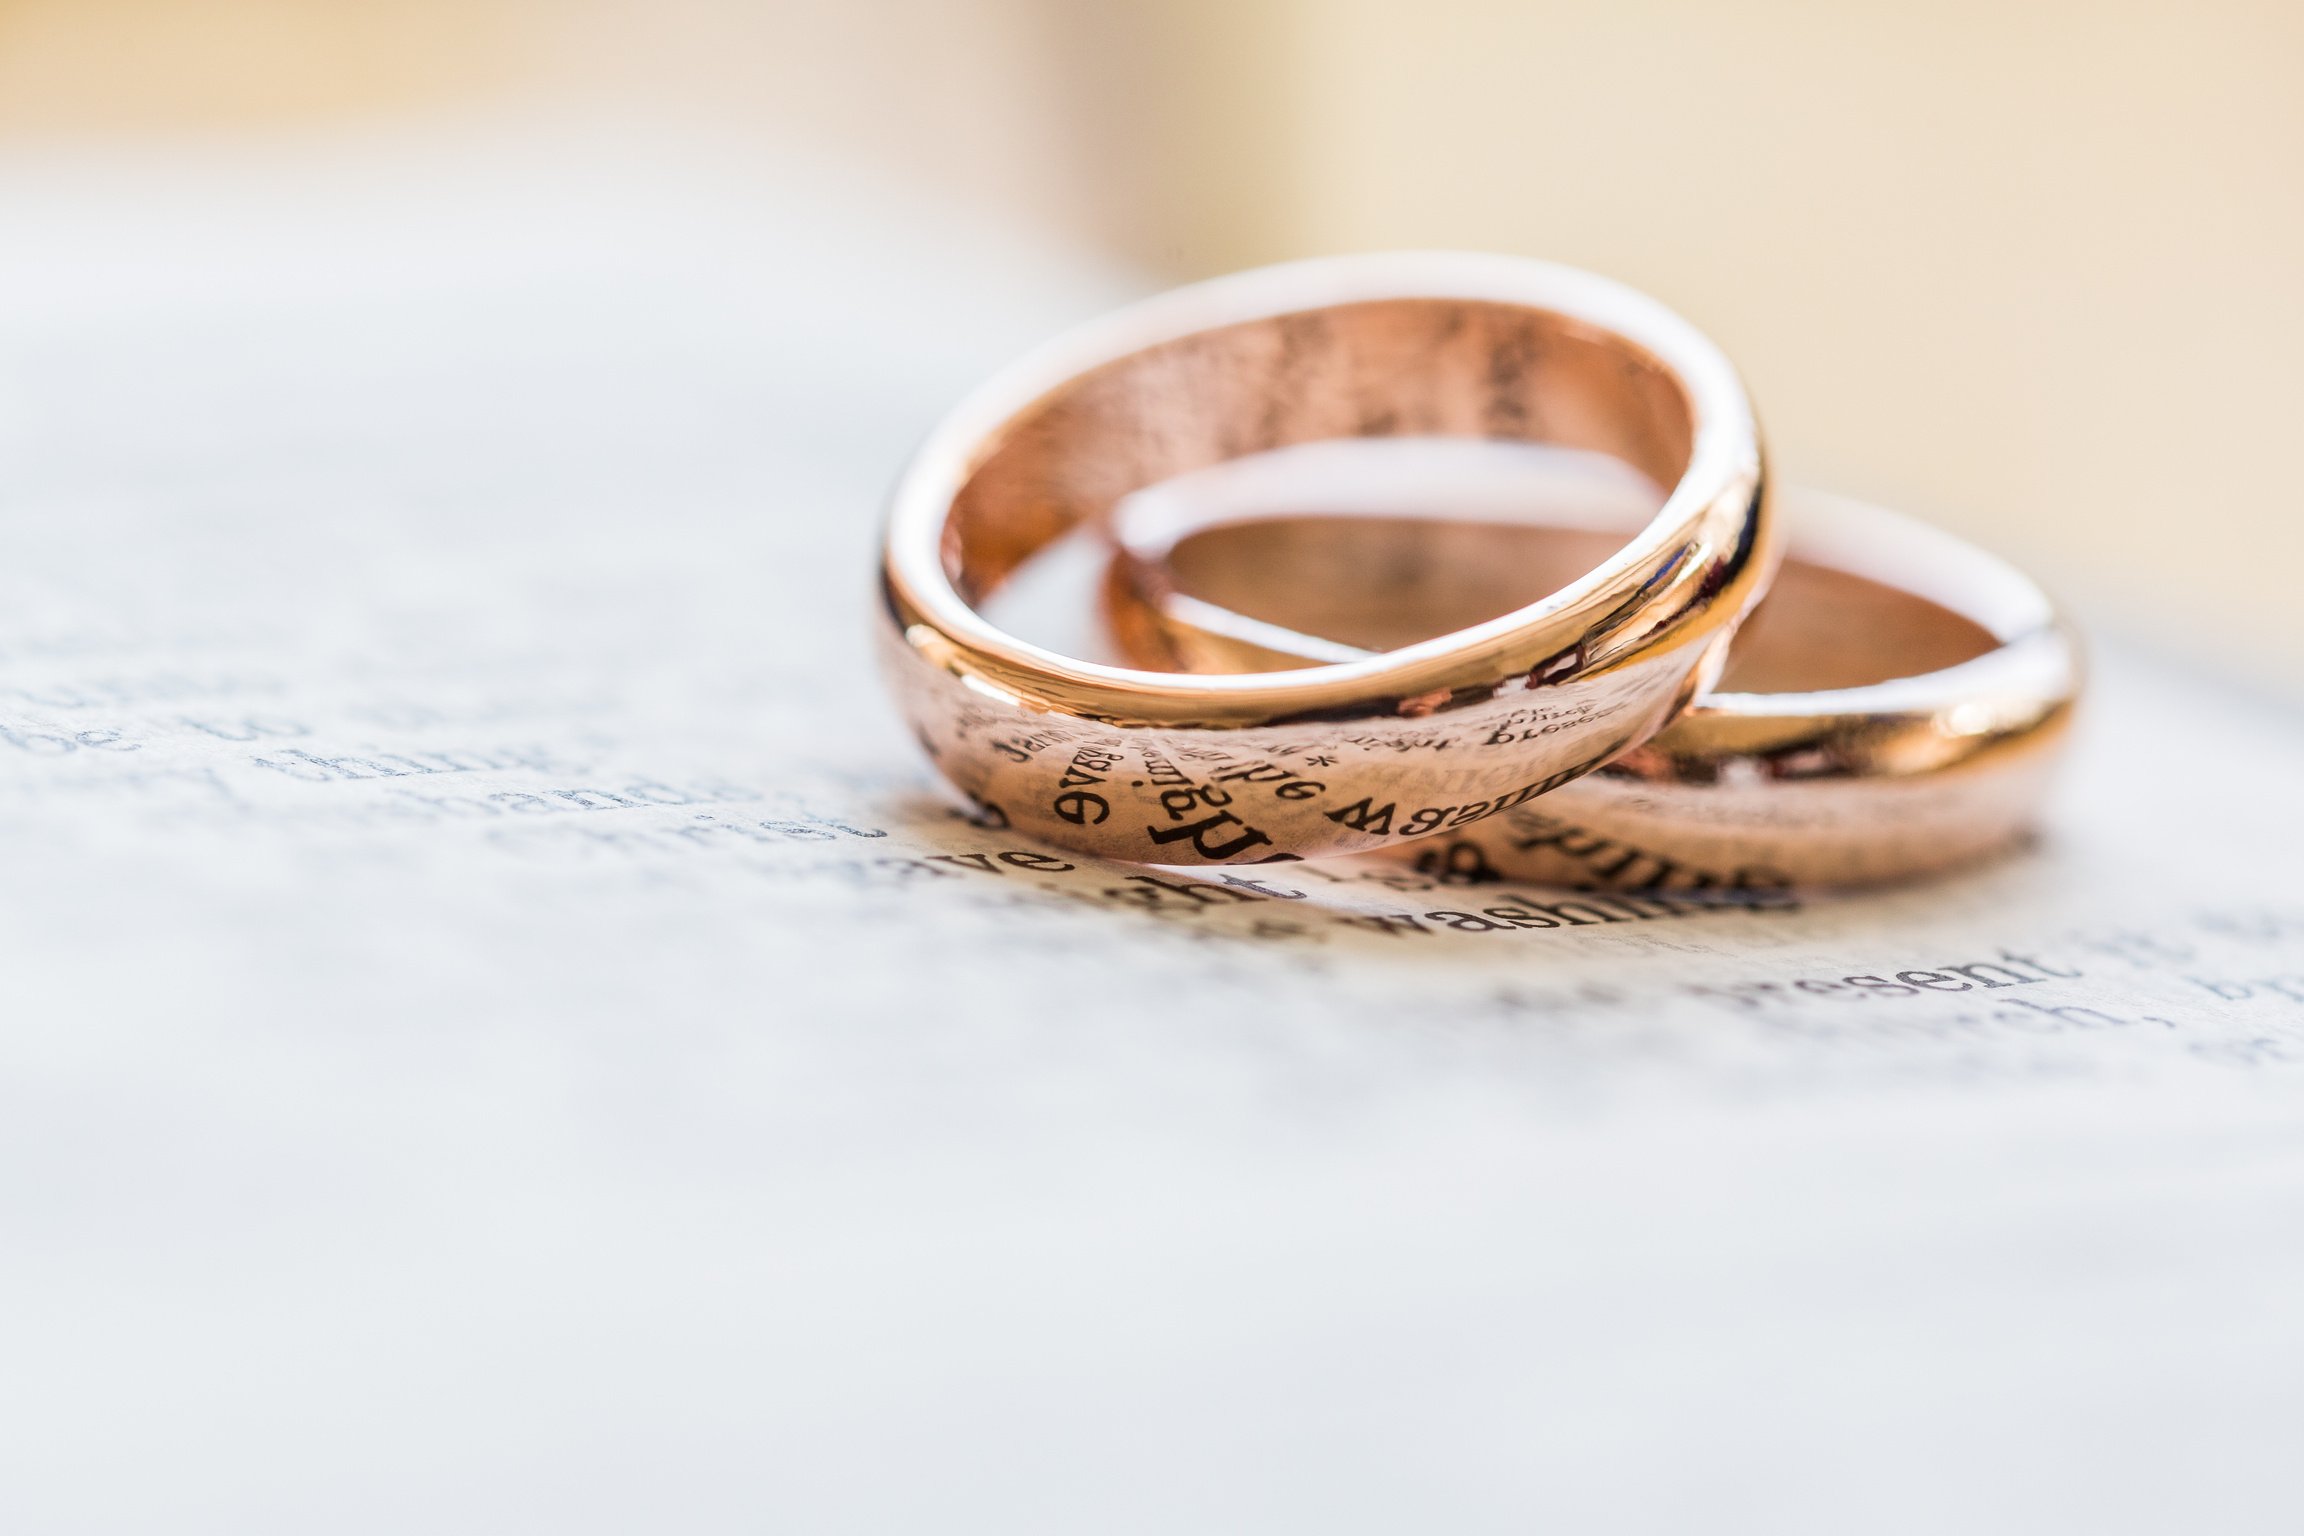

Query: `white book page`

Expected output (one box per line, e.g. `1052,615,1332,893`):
4,129,2302,1535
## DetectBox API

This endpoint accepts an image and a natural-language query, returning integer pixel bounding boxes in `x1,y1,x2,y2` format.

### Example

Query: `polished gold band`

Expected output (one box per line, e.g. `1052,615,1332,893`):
1102,446,2079,887
878,254,1774,864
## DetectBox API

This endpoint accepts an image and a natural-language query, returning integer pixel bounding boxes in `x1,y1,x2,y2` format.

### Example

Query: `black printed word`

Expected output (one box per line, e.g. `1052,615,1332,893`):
1689,950,2083,1011
1323,764,1585,841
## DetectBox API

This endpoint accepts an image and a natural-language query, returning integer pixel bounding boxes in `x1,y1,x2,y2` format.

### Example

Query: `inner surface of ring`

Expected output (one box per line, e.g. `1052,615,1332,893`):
944,299,1696,606
1158,517,1999,693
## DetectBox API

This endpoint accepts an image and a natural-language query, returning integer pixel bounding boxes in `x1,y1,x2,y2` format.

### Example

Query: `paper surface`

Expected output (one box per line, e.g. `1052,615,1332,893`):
5,129,2304,1535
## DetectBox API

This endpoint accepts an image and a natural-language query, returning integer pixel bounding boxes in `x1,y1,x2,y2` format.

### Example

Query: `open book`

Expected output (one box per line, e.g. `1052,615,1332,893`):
5,130,2301,1534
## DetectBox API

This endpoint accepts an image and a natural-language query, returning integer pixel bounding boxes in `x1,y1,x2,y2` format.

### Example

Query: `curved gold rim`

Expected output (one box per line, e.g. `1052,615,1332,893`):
882,252,1769,729
875,253,1774,864
1103,471,2081,886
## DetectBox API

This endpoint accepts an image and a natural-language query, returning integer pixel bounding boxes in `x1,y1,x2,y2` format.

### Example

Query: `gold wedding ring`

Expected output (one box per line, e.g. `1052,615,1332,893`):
878,254,1774,864
1101,441,2079,888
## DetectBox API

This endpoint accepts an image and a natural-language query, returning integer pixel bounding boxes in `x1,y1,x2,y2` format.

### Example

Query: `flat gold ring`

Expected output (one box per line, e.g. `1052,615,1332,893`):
878,253,1773,865
1102,445,2079,887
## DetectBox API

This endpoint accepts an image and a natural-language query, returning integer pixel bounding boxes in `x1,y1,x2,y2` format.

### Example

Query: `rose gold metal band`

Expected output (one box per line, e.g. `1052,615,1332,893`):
1100,443,2078,888
878,254,1774,865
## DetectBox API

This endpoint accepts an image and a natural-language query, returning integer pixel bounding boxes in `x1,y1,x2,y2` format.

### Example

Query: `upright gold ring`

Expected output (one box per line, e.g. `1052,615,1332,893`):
878,253,1774,864
1101,441,2079,887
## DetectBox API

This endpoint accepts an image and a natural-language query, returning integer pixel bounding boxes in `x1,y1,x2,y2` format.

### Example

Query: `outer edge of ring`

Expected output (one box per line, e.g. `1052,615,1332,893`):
1104,481,2083,786
878,251,1772,732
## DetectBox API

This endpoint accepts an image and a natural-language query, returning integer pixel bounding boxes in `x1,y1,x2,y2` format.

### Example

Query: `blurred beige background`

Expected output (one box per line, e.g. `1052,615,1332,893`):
5,0,2298,683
